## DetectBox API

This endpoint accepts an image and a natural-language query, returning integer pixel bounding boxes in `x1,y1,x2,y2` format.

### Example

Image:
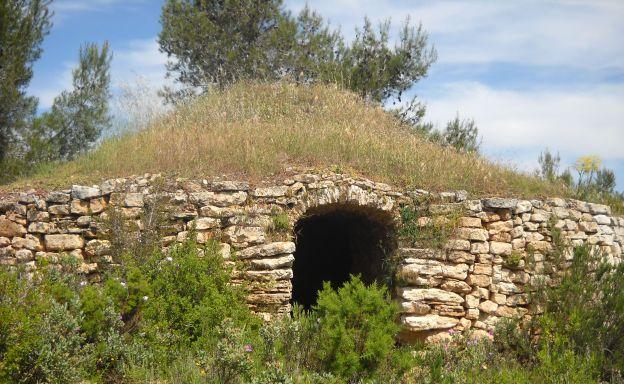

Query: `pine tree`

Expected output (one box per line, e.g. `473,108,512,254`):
0,0,52,162
158,2,437,108
31,42,112,161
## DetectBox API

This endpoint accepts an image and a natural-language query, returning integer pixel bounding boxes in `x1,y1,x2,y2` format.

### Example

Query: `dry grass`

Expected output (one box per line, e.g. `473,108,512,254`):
6,82,568,197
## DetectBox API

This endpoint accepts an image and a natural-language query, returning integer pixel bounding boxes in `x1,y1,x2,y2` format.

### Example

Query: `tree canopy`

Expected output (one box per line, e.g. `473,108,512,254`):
158,1,437,106
0,0,52,162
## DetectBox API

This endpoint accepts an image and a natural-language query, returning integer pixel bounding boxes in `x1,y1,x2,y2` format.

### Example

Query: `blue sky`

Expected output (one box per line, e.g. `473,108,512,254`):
30,0,624,191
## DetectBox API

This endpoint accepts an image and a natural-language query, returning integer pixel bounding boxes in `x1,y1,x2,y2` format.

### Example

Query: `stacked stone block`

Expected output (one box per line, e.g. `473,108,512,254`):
0,172,622,341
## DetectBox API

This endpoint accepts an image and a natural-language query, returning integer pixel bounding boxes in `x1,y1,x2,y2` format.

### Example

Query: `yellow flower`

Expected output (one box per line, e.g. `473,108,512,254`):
573,155,601,173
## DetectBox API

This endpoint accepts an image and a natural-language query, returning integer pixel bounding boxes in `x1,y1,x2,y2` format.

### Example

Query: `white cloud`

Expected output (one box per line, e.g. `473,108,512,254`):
111,38,168,89
423,81,624,161
285,0,624,69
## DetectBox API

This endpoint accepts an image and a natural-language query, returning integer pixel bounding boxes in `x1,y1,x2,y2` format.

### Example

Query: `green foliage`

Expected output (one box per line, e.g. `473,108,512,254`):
312,275,406,381
536,245,624,381
398,203,459,249
503,250,524,269
341,16,436,103
158,0,436,107
136,240,258,355
0,238,256,383
538,148,563,183
159,0,290,97
270,210,291,234
439,115,480,153
536,151,623,214
1,233,621,382
30,41,112,161
0,0,52,163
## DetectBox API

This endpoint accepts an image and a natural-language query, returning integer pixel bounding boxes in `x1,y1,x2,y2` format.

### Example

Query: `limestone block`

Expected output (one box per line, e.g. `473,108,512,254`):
398,288,464,304
251,186,289,198
250,254,295,270
525,232,544,242
588,203,610,215
579,221,599,233
399,260,442,278
458,217,482,228
400,301,431,315
594,215,611,225
12,234,42,251
496,306,519,318
28,222,54,234
463,200,483,213
467,274,491,287
465,295,480,308
48,204,70,216
530,211,549,223
442,263,469,280
0,218,26,237
490,232,512,242
400,247,446,261
599,225,614,235
77,263,98,274
491,293,507,305
441,280,472,293
237,241,295,259
490,242,512,256
402,314,459,331
436,304,465,317
199,205,240,218
445,239,470,251
470,242,489,254
70,199,89,215
242,269,293,281
515,200,533,214
551,207,569,219
482,198,517,209
191,217,221,230
15,249,33,261
510,226,524,239
498,282,520,295
527,241,551,252
210,181,249,191
44,234,84,251
46,191,71,204
190,191,248,207
71,185,101,200
473,263,492,276
486,220,513,233
524,222,539,231
466,308,480,320
447,251,475,264
76,216,91,227
506,294,529,306
27,209,49,222
89,198,107,213
456,228,488,241
478,300,498,314
227,215,272,228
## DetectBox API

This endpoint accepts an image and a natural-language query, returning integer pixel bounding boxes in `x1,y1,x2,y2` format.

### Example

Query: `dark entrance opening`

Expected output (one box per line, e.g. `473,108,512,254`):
291,204,396,309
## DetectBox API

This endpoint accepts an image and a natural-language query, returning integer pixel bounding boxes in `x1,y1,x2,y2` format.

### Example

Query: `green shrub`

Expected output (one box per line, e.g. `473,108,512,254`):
0,270,86,383
312,275,406,381
535,245,624,381
136,239,259,356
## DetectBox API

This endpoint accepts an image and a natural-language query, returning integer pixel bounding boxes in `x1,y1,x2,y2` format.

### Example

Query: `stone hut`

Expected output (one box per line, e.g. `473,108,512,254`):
1,171,622,342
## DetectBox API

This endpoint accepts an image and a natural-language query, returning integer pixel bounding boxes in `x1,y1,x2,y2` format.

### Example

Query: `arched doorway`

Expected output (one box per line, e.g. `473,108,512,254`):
291,203,397,309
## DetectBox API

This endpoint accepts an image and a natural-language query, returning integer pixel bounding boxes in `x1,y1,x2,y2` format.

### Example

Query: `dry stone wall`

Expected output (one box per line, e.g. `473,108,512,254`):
1,172,622,342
